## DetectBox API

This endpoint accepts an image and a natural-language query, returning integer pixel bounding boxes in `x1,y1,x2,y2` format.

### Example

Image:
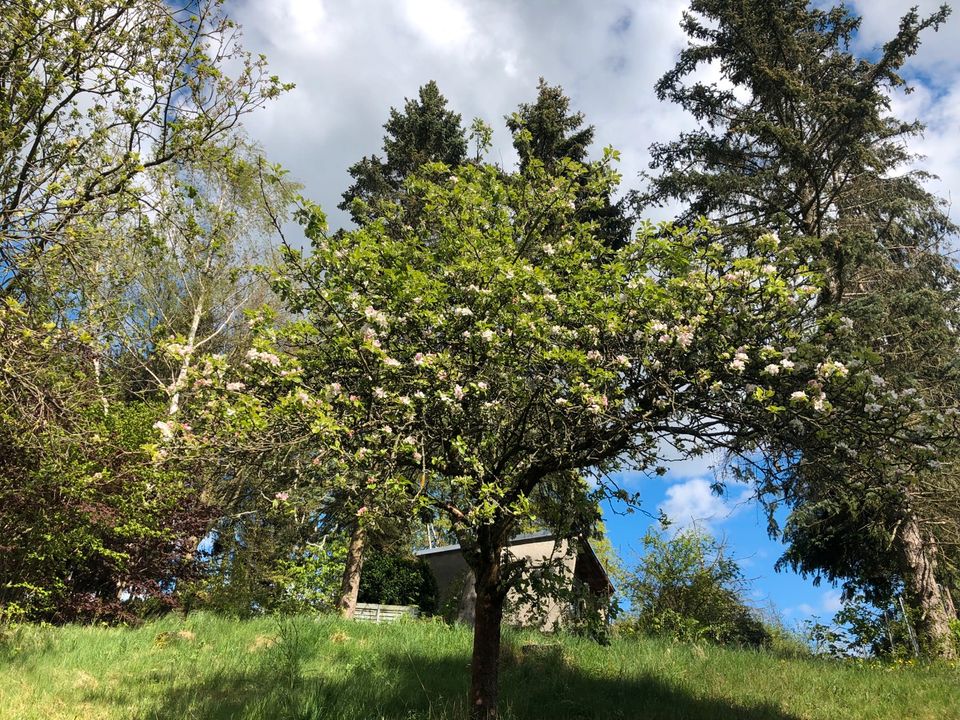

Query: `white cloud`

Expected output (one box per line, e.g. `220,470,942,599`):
258,0,334,53
226,0,695,230
822,589,844,614
224,0,960,239
658,477,751,530
785,603,817,618
660,445,726,481
849,1,960,247
618,438,726,486
849,0,959,75
887,82,960,247
401,0,474,53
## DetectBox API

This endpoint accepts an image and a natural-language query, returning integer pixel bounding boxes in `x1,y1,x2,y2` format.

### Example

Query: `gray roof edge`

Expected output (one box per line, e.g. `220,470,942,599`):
414,529,615,593
414,529,554,557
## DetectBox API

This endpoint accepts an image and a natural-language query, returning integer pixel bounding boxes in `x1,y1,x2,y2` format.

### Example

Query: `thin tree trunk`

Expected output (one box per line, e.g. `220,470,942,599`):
167,295,204,416
338,523,366,619
469,551,504,720
89,258,109,417
92,356,109,416
901,513,957,659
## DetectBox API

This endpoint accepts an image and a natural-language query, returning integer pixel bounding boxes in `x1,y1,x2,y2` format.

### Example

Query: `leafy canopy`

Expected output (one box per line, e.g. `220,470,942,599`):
248,152,900,572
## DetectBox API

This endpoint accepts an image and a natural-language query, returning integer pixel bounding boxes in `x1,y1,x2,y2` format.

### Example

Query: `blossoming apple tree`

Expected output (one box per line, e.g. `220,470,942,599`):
259,151,942,718
169,151,941,719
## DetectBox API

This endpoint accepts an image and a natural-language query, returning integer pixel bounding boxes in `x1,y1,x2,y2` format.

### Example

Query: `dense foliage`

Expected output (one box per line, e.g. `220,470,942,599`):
621,528,768,647
339,80,468,223
214,142,913,716
508,79,631,249
0,0,292,623
358,553,438,613
0,397,211,622
0,0,288,303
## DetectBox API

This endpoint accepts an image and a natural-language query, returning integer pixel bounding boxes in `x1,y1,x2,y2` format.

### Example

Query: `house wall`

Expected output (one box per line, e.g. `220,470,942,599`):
425,547,471,603
419,537,578,631
504,537,576,631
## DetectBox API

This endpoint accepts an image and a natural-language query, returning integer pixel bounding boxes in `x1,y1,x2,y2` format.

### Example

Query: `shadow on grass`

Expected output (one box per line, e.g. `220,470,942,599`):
97,634,802,720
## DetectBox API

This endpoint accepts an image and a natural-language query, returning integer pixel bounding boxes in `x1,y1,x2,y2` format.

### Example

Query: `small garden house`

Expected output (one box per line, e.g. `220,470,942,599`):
414,530,614,630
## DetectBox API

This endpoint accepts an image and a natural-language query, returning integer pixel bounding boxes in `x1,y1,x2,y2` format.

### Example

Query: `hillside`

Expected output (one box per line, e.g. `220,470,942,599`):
1,614,956,720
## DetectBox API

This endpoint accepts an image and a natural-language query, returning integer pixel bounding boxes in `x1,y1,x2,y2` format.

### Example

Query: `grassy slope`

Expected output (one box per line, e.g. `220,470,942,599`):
1,613,956,720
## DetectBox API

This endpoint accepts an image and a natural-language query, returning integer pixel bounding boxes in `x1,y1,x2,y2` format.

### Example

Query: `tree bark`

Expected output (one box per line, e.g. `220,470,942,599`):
337,523,366,619
943,585,957,620
901,513,957,659
92,356,109,416
469,551,505,720
167,294,204,416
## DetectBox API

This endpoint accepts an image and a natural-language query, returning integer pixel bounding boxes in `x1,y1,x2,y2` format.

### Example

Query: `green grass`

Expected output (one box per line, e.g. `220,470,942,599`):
1,613,956,719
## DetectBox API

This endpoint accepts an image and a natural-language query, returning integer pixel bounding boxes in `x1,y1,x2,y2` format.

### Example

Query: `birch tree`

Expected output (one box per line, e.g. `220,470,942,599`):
0,0,289,304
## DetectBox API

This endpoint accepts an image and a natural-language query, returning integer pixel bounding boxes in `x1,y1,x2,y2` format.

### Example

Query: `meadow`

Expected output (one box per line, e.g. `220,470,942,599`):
1,613,956,720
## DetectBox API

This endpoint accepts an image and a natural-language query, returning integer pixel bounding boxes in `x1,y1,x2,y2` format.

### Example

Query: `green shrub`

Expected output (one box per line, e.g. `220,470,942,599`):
189,534,347,618
358,552,438,613
620,527,771,647
1,401,212,623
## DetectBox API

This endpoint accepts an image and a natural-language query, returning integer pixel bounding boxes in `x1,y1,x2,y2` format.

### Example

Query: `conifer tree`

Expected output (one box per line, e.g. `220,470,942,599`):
339,81,467,223
509,79,632,249
643,0,959,656
507,78,594,172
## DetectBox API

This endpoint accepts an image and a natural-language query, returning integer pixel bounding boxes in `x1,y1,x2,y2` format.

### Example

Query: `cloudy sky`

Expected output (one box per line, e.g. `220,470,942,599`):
225,0,960,625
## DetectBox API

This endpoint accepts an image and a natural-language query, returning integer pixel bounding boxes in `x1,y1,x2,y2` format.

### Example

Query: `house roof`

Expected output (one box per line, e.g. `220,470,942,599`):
414,530,553,557
414,530,615,594
574,537,616,596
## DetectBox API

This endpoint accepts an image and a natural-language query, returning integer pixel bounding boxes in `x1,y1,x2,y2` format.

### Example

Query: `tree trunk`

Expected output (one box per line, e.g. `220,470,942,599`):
167,295,204,416
469,552,504,720
92,356,109,416
943,586,957,620
337,523,366,619
901,513,957,659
